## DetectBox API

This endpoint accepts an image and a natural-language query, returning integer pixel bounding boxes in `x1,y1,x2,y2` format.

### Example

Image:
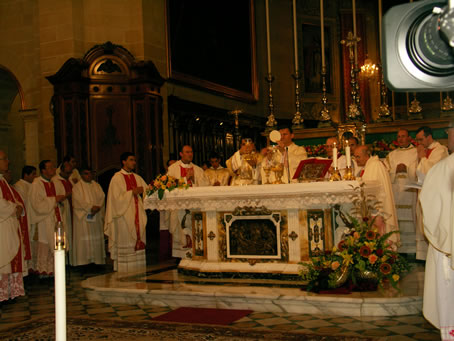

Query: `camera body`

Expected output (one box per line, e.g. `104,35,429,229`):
382,0,454,91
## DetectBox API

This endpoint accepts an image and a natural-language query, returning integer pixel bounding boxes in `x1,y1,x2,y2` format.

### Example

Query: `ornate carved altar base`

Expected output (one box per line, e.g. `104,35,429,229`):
145,181,379,276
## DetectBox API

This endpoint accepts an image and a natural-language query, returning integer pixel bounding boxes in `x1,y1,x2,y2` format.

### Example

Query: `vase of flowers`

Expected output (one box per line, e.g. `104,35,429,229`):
300,215,410,292
147,174,189,200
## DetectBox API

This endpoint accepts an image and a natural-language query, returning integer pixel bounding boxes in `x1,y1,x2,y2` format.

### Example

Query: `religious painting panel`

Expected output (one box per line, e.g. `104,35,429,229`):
307,209,326,257
192,212,206,259
166,0,258,102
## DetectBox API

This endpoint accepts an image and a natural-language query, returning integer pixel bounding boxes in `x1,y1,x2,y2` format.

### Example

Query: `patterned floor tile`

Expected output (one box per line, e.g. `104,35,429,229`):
338,322,379,331
296,319,334,328
255,317,291,326
385,324,428,334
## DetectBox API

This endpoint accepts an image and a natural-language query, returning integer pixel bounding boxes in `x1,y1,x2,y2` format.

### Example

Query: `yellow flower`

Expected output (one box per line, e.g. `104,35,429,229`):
161,185,166,190
346,236,355,246
341,253,353,265
392,274,399,282
332,246,337,252
364,241,376,250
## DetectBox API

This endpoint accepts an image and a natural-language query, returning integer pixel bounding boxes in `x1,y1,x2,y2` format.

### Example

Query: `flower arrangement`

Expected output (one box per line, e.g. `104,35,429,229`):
147,174,189,200
300,216,410,292
305,144,327,158
300,184,410,292
371,139,417,158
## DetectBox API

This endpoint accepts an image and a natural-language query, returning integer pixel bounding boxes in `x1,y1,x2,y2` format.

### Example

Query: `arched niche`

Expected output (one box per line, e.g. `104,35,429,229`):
47,41,165,190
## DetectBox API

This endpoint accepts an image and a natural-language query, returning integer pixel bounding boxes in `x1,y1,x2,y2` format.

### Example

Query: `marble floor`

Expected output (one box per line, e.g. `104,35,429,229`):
0,261,441,340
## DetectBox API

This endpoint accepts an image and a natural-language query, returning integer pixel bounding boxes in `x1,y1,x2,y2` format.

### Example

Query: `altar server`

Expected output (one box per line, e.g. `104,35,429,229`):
419,124,454,340
384,129,418,254
13,165,37,205
355,145,399,247
72,165,105,266
204,152,231,186
105,152,147,272
28,160,66,275
0,151,25,301
167,145,209,258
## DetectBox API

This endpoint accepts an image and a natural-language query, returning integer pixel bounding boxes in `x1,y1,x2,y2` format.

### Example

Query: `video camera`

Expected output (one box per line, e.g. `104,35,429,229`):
382,0,454,91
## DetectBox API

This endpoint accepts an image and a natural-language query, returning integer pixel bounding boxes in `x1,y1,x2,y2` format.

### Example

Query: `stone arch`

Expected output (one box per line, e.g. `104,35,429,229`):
0,65,26,181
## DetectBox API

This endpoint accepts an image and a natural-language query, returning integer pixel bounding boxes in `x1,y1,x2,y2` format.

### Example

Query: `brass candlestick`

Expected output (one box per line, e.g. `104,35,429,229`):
343,166,355,180
329,167,342,181
408,93,423,120
318,66,333,127
265,73,278,132
441,92,454,117
376,64,392,122
292,71,304,129
341,32,364,122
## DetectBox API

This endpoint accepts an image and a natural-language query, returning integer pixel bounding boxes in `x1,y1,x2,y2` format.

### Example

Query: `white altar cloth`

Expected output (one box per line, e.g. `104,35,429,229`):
144,181,380,275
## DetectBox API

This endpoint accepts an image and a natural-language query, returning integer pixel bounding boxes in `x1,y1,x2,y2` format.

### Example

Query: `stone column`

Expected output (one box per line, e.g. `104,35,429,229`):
19,109,40,166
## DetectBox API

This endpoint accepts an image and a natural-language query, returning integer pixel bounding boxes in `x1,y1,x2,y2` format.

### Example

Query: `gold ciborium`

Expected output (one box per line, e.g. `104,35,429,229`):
269,147,284,184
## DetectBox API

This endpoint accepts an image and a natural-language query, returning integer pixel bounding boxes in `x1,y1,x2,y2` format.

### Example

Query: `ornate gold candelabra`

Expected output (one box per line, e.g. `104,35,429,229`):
343,166,355,180
265,73,277,132
341,32,364,122
228,109,243,150
292,71,304,129
329,167,342,181
318,66,333,127
441,92,454,117
408,93,423,120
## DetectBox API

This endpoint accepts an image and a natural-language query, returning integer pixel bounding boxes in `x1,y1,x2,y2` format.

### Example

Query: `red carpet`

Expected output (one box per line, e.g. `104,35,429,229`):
152,307,253,325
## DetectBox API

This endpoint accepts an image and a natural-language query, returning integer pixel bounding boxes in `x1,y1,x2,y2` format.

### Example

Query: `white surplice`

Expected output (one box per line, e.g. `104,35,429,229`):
416,141,449,260
384,146,418,254
72,179,106,266
104,169,147,272
167,161,209,258
419,153,454,340
227,150,262,185
204,166,231,186
272,143,307,183
360,155,399,246
28,176,59,275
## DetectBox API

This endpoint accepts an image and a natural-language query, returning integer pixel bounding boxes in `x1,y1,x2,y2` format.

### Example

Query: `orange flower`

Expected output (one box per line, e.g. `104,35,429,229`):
380,263,392,275
353,232,360,239
331,261,340,271
359,245,372,257
160,175,167,181
368,254,378,264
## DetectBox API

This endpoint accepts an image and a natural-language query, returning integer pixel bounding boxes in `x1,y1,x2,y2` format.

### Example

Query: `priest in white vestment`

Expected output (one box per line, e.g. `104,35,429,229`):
0,151,25,301
167,145,209,258
274,127,307,183
354,146,399,247
204,153,231,186
52,160,75,265
105,152,148,272
384,129,418,254
419,126,454,340
416,126,449,260
56,155,81,184
28,160,67,275
227,139,263,185
72,166,105,266
13,166,37,206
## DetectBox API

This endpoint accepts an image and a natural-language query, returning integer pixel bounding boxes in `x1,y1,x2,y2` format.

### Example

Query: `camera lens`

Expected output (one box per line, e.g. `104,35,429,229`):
407,7,454,76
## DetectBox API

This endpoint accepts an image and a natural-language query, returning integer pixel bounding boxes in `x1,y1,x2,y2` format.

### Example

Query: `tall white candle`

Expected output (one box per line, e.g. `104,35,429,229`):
333,142,338,169
346,145,352,167
352,0,358,65
293,0,298,71
320,0,325,68
265,0,272,74
55,249,67,341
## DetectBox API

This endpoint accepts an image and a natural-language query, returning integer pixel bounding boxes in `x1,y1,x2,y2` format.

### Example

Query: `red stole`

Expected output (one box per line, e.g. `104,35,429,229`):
426,148,434,158
0,179,23,273
180,166,193,186
359,169,365,177
42,180,62,222
122,173,146,251
10,186,31,260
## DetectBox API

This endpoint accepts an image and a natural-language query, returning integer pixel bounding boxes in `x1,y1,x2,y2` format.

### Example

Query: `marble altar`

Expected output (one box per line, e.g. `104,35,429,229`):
144,181,380,276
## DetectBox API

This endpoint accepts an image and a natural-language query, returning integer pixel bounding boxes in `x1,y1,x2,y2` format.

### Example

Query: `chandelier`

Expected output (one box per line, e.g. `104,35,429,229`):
360,58,378,79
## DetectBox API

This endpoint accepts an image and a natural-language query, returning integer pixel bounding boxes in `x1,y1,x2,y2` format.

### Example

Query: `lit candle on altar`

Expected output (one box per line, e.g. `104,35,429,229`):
346,145,352,167
265,0,272,74
320,0,325,69
333,142,338,169
292,0,298,71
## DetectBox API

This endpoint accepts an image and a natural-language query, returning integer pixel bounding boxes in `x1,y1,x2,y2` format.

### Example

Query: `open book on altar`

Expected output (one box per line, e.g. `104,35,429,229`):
292,158,332,180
